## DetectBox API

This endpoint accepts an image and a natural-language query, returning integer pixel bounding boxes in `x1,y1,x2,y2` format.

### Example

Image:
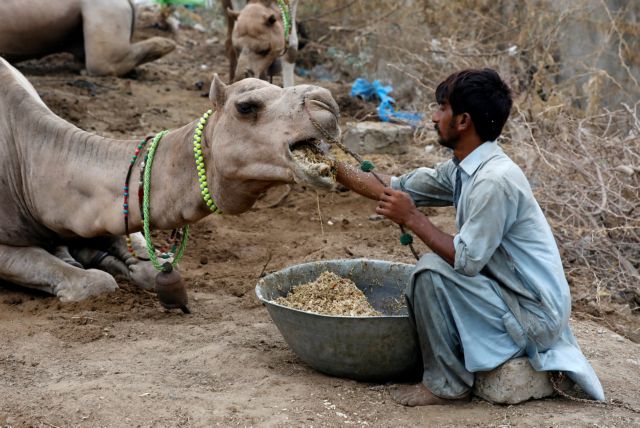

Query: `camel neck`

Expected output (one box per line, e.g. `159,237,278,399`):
26,113,209,238
135,123,213,230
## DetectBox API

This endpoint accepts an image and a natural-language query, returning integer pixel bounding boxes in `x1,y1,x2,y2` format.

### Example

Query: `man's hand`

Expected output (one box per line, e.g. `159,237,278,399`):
377,187,456,265
376,187,420,227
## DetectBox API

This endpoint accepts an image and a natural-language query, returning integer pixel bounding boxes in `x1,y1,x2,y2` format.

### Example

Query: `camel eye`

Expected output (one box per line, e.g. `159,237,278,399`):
236,101,262,116
257,47,271,57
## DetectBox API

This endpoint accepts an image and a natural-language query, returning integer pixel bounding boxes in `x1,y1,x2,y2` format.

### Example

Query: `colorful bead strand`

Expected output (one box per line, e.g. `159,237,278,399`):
123,138,150,257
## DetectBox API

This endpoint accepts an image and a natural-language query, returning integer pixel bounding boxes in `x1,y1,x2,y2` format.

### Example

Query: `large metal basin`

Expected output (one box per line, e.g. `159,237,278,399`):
255,259,421,382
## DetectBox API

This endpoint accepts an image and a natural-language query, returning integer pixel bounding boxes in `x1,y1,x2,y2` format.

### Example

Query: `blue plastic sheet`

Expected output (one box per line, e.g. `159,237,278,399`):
350,78,423,127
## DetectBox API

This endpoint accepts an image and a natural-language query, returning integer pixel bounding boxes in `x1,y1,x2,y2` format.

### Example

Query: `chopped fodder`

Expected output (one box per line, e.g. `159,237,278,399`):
275,271,381,316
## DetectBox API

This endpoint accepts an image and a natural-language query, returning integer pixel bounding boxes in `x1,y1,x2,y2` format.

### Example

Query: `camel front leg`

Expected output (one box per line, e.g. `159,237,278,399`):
81,0,176,76
65,235,157,291
281,0,299,88
52,245,83,268
106,234,157,291
0,244,118,302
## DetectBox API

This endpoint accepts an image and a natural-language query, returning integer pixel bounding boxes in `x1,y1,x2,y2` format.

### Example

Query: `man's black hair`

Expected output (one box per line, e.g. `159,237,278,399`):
435,68,513,142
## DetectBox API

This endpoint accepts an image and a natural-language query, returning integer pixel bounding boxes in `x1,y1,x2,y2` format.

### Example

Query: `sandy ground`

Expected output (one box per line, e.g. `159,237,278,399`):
1,15,639,428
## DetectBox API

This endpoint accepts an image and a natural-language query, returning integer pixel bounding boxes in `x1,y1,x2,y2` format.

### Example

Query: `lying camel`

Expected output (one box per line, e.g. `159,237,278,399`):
0,56,339,302
223,0,299,87
0,0,176,76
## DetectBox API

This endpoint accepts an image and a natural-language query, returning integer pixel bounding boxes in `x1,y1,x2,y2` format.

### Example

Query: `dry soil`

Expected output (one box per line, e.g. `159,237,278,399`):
1,16,639,428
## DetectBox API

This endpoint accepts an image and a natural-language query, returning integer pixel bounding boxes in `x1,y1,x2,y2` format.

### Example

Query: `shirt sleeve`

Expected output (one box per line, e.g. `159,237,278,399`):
389,161,455,207
454,178,518,276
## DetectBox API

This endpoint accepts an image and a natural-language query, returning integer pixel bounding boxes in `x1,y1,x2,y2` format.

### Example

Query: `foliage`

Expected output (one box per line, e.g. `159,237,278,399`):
299,0,640,320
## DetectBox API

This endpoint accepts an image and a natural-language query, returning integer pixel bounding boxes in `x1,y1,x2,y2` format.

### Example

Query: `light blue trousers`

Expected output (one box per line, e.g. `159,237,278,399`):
405,254,525,398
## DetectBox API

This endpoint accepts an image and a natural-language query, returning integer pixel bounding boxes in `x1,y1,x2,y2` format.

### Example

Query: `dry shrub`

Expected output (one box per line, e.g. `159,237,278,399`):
299,1,640,323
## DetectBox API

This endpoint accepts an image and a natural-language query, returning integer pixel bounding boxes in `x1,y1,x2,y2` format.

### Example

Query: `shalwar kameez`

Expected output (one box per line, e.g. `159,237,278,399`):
390,141,604,400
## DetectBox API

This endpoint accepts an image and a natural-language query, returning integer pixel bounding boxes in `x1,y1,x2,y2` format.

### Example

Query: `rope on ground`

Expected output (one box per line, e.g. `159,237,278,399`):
550,372,640,414
303,98,420,260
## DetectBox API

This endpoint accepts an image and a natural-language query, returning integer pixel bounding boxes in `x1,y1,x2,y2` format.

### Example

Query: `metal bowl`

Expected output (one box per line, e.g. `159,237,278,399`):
255,259,421,382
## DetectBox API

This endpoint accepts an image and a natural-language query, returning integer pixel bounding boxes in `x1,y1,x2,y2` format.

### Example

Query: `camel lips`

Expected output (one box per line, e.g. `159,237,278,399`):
289,139,336,180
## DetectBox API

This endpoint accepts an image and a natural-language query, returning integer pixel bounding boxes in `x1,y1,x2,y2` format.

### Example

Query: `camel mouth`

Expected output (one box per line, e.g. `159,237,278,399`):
289,138,337,189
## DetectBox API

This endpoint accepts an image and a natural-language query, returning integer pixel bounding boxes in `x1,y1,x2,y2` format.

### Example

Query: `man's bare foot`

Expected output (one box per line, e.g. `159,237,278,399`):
390,383,470,407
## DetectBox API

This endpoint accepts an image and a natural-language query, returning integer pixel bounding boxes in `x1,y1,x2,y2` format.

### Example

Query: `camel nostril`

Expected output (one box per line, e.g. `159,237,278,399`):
304,89,340,118
307,98,340,118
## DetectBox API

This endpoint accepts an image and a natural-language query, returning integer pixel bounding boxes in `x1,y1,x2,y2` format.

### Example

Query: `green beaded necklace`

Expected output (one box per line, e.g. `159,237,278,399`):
193,109,221,213
142,130,190,272
126,111,221,274
276,0,291,45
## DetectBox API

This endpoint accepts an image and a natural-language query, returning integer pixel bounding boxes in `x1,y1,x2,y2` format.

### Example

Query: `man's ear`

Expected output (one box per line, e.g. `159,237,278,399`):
209,74,227,110
458,113,471,130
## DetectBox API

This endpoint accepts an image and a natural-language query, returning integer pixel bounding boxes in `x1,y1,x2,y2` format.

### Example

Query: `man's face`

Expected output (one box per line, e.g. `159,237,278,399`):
432,100,460,149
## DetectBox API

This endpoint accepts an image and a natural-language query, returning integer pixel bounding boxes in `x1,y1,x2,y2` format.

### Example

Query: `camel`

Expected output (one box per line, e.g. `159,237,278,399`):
0,56,339,302
0,0,176,76
223,0,299,87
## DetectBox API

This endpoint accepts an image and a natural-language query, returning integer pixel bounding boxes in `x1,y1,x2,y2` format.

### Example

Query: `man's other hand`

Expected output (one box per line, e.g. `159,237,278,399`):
376,187,419,226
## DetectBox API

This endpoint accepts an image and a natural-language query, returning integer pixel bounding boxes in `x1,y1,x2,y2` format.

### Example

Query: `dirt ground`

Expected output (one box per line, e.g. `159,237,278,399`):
1,13,639,428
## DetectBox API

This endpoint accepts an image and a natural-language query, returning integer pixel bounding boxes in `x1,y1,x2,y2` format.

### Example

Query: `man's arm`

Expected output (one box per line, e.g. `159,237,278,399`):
377,188,455,265
335,161,391,201
338,161,456,263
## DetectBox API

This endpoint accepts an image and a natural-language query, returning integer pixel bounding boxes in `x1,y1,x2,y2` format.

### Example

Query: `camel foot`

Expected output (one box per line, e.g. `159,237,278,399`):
54,269,118,302
135,37,176,64
128,261,157,290
390,383,470,407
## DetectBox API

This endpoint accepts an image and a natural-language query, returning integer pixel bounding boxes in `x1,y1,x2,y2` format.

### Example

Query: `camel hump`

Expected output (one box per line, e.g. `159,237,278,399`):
0,57,47,108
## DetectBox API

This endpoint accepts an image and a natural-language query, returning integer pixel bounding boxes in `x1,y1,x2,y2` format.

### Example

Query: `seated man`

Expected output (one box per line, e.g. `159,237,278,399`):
336,68,604,406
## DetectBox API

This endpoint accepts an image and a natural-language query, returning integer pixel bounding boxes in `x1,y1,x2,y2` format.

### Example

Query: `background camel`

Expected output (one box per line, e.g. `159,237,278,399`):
0,56,339,302
0,0,176,76
223,0,299,87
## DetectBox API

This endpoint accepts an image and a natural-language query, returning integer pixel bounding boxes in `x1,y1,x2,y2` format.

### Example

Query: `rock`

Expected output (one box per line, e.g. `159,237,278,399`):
473,358,554,404
343,121,413,155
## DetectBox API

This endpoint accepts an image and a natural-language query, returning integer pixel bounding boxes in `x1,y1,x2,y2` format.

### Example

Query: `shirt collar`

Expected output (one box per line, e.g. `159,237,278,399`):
455,141,500,176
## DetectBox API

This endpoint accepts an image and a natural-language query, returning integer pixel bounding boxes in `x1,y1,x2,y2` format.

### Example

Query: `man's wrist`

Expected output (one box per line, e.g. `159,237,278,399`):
404,208,425,231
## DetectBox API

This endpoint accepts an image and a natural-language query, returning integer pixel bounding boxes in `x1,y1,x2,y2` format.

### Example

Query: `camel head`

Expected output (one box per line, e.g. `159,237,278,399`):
228,2,286,82
206,75,340,214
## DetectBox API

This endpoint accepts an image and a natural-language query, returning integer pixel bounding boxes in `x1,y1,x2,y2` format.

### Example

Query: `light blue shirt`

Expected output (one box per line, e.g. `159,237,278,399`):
390,141,605,400
391,141,570,319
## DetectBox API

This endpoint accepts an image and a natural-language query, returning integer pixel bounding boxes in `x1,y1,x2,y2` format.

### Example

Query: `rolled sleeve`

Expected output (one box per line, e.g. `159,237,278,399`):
390,162,456,207
453,179,517,276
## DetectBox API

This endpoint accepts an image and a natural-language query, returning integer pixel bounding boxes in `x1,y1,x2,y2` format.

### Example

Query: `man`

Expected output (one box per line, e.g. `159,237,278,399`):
336,69,604,406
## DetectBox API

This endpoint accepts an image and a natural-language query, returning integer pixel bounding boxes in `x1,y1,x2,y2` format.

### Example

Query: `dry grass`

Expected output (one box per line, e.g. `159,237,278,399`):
298,0,640,327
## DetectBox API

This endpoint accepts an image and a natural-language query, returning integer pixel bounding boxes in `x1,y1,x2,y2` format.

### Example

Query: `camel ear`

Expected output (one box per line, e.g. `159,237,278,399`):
266,14,277,26
209,74,227,109
226,8,240,20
